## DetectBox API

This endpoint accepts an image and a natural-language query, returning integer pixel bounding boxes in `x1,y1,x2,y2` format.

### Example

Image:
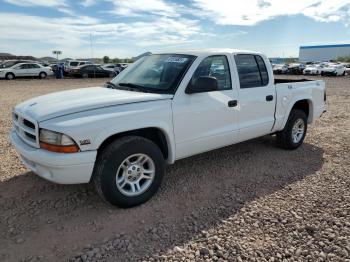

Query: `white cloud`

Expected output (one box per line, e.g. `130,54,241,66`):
81,0,97,7
191,0,350,25
0,12,202,57
4,0,67,7
108,0,181,17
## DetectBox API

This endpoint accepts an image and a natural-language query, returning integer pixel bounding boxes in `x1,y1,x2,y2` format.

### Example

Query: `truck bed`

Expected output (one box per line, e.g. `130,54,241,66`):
274,78,313,84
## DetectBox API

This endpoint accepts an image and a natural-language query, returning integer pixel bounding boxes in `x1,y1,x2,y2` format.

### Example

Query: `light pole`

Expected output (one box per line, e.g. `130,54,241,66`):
52,50,62,61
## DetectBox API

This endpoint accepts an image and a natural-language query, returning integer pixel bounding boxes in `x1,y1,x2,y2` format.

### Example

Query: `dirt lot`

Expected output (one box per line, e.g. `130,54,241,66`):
0,76,349,262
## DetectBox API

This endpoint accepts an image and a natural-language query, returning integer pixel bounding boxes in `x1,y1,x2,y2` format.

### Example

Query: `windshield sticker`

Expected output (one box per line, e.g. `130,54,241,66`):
165,57,188,63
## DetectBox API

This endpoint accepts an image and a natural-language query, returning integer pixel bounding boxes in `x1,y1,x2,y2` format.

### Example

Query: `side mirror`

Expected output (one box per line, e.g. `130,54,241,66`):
186,76,218,94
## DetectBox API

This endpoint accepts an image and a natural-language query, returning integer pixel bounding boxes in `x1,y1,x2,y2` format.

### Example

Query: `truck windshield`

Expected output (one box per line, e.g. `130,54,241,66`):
110,54,196,94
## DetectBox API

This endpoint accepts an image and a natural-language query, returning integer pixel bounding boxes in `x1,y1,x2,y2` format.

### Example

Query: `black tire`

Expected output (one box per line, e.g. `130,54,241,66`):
6,73,15,80
39,72,47,79
109,72,115,78
92,136,165,208
82,73,89,78
276,109,307,150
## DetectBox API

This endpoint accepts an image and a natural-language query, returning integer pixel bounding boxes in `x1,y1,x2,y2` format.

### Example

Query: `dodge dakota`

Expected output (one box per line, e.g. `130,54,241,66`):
10,49,326,207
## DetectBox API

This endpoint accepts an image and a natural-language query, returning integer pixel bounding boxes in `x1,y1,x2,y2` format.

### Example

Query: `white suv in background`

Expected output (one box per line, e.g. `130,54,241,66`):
321,64,346,76
0,63,53,80
64,60,93,75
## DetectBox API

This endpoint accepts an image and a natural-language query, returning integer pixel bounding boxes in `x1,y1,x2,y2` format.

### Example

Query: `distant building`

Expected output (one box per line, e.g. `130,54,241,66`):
299,44,350,62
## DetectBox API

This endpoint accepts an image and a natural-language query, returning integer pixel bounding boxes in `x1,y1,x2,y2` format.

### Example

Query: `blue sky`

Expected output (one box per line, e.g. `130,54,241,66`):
1,0,350,58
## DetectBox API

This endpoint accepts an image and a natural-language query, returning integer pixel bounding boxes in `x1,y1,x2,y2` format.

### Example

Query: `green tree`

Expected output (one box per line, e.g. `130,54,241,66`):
103,56,110,64
336,56,350,63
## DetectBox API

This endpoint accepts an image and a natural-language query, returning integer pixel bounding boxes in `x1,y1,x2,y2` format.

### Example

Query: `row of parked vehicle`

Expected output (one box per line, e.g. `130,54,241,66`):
0,59,130,80
272,62,349,76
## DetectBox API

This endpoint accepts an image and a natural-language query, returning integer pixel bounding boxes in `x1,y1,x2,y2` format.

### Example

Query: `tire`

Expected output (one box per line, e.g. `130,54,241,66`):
39,72,47,79
276,109,307,150
6,73,15,80
82,73,89,78
92,136,165,208
109,72,115,78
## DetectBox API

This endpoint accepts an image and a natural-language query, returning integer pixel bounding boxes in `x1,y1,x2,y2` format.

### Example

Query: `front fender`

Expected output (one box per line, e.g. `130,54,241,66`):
40,100,176,163
93,122,175,164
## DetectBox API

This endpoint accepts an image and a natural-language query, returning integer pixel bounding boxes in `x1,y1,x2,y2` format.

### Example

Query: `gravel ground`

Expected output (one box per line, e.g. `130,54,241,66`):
0,76,349,262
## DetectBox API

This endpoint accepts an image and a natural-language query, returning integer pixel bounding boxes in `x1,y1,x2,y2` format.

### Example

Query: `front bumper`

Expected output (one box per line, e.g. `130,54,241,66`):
10,130,97,184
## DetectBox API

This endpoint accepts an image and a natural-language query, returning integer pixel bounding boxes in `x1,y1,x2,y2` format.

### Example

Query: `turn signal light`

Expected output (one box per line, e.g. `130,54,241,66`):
40,142,79,153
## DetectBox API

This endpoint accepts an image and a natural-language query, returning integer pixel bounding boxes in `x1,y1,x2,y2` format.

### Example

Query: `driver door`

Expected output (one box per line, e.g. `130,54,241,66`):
172,55,239,160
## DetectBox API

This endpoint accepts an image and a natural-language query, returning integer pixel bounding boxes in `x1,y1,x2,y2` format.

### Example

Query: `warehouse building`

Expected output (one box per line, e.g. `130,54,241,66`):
299,44,350,62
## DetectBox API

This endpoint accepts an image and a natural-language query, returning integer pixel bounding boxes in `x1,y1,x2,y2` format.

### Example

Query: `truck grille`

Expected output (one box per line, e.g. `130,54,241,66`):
13,111,39,148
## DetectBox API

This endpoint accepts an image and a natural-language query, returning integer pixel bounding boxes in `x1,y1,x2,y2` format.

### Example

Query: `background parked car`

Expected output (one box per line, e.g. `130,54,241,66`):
273,64,288,74
0,59,37,68
288,63,306,75
49,63,58,72
102,64,121,74
115,63,130,73
321,64,346,76
64,60,93,75
68,64,117,78
303,64,323,75
0,62,53,80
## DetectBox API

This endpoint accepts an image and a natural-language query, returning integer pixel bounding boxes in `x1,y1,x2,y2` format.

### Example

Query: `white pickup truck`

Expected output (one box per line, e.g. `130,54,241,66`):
10,49,326,207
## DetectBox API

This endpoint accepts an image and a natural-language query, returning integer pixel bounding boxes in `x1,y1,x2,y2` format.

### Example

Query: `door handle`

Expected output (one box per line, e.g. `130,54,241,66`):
266,95,273,101
228,100,238,107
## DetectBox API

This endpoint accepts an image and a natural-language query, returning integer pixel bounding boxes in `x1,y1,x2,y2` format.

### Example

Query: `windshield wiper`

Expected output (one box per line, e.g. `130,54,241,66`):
118,82,151,93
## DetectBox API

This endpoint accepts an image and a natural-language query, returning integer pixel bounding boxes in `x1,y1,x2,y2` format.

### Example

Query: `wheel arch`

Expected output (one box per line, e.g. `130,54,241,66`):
96,127,174,164
6,72,15,79
282,98,314,129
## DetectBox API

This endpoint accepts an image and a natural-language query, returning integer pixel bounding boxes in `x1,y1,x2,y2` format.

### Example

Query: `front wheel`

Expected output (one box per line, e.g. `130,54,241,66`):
39,72,47,79
92,136,165,208
276,109,307,150
6,73,15,80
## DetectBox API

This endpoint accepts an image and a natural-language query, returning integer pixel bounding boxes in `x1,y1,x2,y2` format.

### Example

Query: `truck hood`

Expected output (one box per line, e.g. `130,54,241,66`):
15,87,173,122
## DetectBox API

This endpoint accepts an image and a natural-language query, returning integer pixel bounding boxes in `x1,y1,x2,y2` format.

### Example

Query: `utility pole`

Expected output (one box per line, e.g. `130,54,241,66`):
52,50,62,61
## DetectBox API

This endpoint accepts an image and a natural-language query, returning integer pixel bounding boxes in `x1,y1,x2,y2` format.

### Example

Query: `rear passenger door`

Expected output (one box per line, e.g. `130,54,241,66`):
28,64,41,76
234,54,275,141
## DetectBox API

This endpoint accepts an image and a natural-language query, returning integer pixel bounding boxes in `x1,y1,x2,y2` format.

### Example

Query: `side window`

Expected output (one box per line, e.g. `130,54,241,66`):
19,64,28,69
30,64,40,68
189,55,231,91
235,54,269,88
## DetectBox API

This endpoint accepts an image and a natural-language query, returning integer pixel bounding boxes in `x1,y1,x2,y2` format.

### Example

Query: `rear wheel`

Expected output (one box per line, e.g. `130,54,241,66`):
6,73,15,80
92,136,165,208
39,72,47,79
276,109,307,150
82,73,89,78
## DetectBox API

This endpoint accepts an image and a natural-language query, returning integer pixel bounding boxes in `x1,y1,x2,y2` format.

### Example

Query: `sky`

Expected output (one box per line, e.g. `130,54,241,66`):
1,0,350,59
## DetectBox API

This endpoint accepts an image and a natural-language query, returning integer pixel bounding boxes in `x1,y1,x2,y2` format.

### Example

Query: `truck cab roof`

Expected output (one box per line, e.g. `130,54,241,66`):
155,49,263,57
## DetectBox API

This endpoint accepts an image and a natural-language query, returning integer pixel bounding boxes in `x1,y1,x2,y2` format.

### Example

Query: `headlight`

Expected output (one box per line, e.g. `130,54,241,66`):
39,129,79,153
